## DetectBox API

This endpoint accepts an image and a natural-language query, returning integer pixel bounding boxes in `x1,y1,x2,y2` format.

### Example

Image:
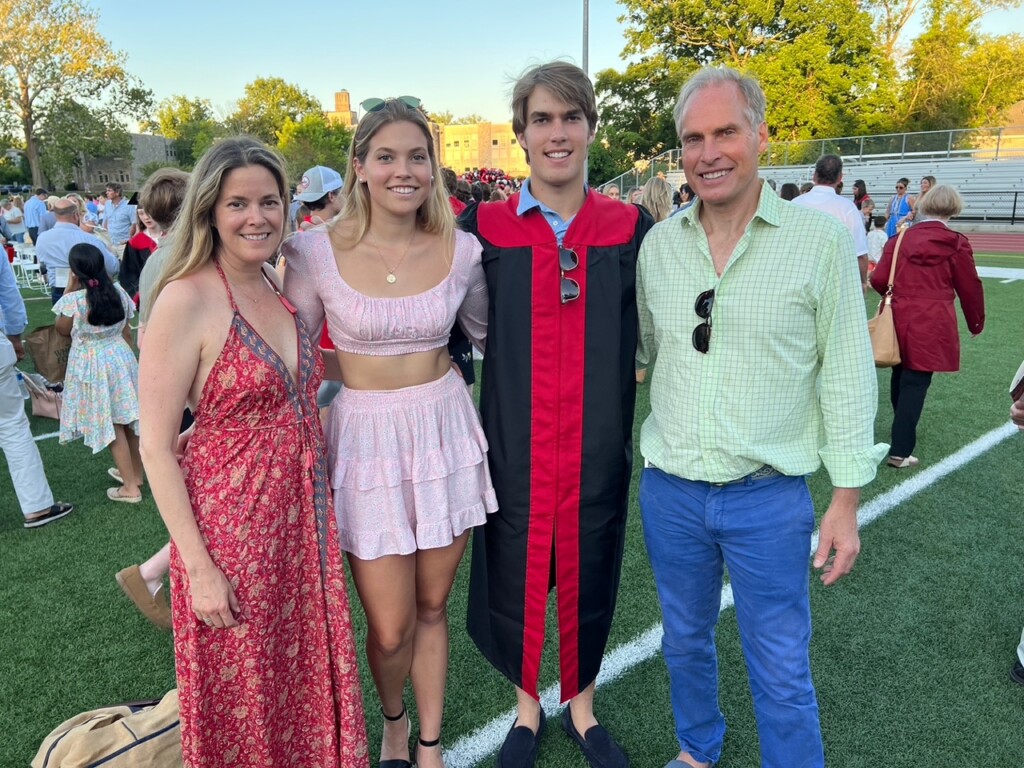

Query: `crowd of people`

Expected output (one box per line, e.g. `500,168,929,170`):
0,58,1015,768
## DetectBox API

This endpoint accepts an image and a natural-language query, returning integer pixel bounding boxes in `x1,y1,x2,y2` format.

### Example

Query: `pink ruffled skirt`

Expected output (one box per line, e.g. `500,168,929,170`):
325,369,499,560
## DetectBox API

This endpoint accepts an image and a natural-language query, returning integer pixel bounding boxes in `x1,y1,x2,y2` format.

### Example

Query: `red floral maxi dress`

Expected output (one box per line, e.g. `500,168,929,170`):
169,264,368,768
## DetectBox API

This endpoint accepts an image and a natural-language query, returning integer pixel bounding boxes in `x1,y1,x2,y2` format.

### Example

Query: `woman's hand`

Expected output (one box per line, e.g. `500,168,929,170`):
189,563,241,628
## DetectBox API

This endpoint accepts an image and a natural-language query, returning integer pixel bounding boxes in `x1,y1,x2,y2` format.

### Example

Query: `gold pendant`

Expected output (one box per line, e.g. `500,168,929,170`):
386,273,397,284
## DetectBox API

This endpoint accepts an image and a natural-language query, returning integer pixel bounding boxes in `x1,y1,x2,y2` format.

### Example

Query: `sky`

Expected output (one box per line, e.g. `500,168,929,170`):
95,0,1024,127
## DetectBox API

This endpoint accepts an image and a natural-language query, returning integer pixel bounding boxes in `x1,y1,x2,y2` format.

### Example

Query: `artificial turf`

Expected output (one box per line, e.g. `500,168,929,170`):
1,257,1022,766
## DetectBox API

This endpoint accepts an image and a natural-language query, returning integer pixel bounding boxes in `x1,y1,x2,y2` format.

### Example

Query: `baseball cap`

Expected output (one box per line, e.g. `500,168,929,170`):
295,166,343,202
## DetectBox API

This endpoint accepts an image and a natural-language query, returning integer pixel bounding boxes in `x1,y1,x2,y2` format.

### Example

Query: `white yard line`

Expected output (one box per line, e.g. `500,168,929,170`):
33,430,60,442
977,267,1024,280
445,421,1020,768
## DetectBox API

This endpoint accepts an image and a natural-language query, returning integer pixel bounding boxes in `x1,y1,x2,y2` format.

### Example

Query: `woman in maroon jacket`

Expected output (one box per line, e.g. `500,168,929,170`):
870,184,985,468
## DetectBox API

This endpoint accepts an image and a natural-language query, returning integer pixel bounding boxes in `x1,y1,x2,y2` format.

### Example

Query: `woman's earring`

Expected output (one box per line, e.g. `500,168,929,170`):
430,175,435,183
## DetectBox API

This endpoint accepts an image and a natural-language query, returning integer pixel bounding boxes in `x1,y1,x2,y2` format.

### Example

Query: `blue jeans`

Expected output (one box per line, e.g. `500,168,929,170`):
639,467,824,768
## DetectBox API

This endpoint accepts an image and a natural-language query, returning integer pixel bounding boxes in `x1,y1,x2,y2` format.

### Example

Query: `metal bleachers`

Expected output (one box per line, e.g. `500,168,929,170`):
763,158,1024,223
604,126,1024,225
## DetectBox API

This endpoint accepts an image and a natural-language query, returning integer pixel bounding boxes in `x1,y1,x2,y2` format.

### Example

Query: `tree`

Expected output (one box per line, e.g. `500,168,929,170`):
137,158,183,183
899,0,1024,131
453,114,487,125
428,111,455,125
276,114,353,182
865,0,926,59
144,95,225,168
610,0,890,145
227,77,322,145
595,57,692,161
36,99,132,188
587,127,634,186
0,0,152,186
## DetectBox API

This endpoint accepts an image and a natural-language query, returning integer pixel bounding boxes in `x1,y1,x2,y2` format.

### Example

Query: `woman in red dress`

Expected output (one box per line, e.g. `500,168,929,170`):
870,184,985,469
138,137,368,767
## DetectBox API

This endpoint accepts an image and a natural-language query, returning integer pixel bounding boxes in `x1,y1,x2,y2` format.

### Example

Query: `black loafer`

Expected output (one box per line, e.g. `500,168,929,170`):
561,707,629,768
1012,659,1024,687
497,707,546,768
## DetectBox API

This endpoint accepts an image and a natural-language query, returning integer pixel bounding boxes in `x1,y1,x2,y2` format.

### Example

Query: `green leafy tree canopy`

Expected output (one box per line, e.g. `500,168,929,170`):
276,114,352,183
144,95,225,169
0,0,152,186
228,77,322,145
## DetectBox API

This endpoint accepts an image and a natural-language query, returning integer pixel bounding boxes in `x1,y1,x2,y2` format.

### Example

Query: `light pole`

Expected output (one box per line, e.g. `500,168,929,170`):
582,0,590,75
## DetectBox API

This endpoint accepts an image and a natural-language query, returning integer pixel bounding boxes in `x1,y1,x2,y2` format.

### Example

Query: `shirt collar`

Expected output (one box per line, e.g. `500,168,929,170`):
679,181,782,230
516,178,588,218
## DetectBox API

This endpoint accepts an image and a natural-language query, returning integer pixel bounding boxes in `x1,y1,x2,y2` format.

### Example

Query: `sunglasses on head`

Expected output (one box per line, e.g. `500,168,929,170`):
360,95,422,113
560,246,580,305
692,288,715,353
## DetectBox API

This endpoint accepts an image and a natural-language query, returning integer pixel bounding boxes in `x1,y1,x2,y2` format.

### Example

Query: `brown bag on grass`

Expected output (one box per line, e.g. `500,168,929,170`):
24,324,71,382
32,689,182,768
867,227,906,368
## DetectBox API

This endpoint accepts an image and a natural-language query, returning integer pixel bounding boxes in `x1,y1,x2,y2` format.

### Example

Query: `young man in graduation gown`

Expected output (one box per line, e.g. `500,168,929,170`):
459,61,652,768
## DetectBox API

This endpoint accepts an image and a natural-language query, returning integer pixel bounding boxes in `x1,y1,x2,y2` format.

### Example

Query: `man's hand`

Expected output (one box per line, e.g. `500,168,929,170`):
1011,396,1024,431
813,487,861,586
7,335,24,361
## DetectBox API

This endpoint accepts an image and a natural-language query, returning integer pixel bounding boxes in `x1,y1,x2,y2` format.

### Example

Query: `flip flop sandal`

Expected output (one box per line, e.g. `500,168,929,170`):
107,487,142,504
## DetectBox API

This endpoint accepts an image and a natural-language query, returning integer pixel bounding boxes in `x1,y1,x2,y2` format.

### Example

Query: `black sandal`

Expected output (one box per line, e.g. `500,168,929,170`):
379,705,412,768
415,734,441,765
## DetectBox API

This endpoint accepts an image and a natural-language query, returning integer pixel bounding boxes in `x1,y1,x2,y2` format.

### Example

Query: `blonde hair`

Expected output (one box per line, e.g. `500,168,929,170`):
64,193,88,218
916,184,962,219
640,176,673,223
153,137,288,304
330,99,452,249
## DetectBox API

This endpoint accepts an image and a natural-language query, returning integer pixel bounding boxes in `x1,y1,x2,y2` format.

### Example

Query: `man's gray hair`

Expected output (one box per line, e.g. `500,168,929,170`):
673,66,767,138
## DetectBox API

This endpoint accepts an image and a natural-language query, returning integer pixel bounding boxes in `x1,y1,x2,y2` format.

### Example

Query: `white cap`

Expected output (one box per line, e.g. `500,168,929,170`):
295,166,343,202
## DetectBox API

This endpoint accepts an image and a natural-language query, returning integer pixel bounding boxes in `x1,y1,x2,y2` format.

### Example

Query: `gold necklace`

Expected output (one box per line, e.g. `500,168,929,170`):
368,229,416,284
225,274,266,305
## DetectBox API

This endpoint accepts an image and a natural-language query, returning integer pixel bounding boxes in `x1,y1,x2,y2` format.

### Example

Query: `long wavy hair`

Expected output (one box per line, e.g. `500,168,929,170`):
153,137,288,304
641,177,673,223
330,99,453,250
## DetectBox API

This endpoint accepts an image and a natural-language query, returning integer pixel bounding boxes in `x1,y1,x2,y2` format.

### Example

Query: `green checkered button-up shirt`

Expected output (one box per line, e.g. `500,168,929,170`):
637,184,887,488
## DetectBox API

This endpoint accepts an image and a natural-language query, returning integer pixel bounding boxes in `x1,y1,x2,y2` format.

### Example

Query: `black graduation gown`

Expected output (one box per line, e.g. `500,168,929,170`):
460,191,652,702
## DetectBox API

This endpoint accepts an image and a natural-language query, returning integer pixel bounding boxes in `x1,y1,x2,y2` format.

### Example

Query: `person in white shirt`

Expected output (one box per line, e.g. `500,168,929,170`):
2,199,26,242
791,154,870,285
867,215,888,272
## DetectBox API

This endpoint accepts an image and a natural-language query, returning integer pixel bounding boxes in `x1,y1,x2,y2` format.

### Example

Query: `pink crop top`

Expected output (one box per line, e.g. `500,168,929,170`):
281,228,488,356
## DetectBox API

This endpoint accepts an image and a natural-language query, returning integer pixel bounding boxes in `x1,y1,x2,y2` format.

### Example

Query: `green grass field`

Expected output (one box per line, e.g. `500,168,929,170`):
2,254,1023,767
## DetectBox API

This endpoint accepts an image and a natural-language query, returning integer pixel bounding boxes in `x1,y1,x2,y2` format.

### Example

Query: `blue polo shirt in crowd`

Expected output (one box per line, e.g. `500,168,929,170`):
23,196,46,228
104,198,135,244
35,223,119,287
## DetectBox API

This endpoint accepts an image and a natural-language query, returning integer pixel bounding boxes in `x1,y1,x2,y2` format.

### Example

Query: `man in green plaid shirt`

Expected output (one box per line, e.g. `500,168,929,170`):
636,67,887,768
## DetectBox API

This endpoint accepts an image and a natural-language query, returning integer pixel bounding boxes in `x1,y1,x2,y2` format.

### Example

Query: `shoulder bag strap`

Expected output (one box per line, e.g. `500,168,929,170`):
885,226,906,295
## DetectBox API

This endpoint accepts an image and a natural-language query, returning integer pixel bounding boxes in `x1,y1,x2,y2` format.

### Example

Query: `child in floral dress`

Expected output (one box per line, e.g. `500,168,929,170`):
54,243,144,502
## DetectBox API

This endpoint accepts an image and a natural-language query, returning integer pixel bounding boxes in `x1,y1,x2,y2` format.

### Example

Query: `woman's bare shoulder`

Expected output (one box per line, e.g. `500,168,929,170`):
151,266,226,322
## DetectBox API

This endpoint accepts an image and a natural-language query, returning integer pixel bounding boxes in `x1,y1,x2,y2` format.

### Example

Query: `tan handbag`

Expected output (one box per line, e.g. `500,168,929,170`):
32,689,182,768
22,371,62,421
867,227,906,368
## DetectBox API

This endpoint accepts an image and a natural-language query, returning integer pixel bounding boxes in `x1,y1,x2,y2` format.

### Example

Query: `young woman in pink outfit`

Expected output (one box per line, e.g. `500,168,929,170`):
283,98,496,768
